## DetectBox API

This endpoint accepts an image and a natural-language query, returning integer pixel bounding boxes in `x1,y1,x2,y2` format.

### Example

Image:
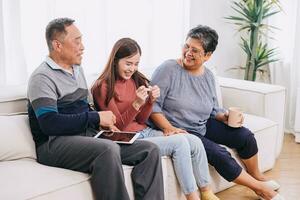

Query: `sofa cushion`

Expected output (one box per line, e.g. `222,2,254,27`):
243,113,277,133
0,115,36,161
243,113,278,171
0,85,27,115
0,159,92,200
0,159,135,200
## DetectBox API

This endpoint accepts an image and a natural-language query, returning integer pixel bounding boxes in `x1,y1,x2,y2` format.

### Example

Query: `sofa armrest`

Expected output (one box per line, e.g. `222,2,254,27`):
218,76,286,157
218,77,285,112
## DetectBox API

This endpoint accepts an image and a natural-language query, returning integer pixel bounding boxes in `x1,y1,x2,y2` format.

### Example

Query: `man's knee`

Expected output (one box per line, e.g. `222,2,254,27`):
90,140,122,171
90,139,121,159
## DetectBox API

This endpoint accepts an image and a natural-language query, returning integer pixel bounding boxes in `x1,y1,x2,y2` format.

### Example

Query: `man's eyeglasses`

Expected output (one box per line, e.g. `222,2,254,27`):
182,44,204,56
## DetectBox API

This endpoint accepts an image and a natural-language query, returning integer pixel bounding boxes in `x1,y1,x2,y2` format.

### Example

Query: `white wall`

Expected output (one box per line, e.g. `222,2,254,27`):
189,0,245,78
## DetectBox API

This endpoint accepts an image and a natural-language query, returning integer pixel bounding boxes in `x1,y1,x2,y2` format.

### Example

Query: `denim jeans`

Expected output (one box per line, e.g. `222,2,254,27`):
138,127,210,194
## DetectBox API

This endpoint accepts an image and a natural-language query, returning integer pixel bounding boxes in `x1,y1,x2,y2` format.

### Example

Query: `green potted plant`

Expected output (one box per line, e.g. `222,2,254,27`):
226,0,281,81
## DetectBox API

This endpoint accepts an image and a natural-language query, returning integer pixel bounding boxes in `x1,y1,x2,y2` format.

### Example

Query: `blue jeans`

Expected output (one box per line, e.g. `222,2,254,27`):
138,127,210,194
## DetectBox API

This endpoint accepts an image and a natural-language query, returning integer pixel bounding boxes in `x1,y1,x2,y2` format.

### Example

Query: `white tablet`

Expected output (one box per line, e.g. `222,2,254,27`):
94,130,140,144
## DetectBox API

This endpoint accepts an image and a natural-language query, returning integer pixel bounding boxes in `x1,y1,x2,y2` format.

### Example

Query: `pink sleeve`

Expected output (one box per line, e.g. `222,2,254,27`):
136,100,153,124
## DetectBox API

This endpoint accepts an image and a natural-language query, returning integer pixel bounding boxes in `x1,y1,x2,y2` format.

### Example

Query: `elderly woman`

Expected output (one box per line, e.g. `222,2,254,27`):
149,25,284,200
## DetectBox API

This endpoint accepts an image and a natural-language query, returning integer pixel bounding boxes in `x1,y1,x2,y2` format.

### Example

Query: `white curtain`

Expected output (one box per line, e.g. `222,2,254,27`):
0,0,190,86
0,1,4,86
0,0,27,85
269,0,300,137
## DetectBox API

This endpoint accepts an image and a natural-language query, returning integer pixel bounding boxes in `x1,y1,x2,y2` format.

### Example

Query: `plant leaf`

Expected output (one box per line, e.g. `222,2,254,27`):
256,59,279,68
263,10,281,19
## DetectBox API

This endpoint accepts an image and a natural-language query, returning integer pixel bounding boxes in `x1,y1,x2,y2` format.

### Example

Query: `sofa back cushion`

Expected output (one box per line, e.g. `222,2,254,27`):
0,85,27,115
0,115,36,161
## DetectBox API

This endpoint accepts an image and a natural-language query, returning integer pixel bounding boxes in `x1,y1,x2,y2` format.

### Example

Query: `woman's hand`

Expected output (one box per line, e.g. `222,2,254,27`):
163,126,188,136
215,112,229,124
132,85,150,110
148,85,160,103
216,111,245,127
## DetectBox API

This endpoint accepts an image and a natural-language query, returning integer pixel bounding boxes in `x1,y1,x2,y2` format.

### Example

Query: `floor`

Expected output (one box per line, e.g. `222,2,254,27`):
216,134,300,200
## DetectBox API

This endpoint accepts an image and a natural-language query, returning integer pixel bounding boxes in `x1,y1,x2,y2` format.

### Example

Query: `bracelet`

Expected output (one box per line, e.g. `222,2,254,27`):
132,101,141,111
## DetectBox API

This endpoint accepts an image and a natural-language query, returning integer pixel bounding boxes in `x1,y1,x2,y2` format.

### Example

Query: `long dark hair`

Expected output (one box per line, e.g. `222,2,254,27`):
92,38,149,106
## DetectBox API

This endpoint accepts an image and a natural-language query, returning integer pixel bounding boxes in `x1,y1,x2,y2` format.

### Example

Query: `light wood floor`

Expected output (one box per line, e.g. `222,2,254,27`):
216,134,300,200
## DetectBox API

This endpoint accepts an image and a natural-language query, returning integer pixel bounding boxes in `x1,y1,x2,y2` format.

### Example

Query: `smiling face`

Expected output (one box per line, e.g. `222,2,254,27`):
181,37,211,72
117,52,140,80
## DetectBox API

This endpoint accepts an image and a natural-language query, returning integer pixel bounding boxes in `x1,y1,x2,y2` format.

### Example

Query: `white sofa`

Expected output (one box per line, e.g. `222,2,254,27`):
0,77,286,200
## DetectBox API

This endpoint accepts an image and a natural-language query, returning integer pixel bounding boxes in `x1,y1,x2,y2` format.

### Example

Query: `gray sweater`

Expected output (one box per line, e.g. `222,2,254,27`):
150,59,224,136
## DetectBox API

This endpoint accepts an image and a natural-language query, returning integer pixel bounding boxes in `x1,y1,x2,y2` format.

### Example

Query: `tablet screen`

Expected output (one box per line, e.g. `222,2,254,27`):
94,130,140,144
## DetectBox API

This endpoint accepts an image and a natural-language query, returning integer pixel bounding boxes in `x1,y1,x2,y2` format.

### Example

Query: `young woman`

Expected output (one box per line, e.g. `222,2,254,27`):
91,38,219,200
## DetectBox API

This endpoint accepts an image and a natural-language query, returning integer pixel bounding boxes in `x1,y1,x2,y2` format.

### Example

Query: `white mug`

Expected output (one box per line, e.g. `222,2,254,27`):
228,107,243,128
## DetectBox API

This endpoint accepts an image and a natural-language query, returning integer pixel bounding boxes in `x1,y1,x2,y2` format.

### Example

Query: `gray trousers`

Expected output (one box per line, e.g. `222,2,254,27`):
36,130,164,200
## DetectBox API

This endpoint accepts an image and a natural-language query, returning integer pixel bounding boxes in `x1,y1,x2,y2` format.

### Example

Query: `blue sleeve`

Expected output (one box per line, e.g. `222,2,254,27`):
37,109,99,136
209,72,226,118
150,61,173,113
28,74,99,136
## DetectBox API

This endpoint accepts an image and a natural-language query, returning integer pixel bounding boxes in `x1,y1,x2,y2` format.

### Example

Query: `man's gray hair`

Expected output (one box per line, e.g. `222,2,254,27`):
45,17,75,51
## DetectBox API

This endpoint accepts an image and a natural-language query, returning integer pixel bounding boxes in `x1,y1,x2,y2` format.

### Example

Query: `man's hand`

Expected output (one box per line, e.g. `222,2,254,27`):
108,125,120,131
148,85,160,103
98,111,116,127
